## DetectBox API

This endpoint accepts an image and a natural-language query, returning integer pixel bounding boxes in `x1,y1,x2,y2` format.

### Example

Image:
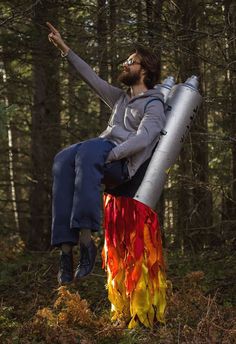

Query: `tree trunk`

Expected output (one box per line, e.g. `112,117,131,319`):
176,0,212,252
136,0,143,42
97,0,109,130
146,0,163,81
29,1,61,250
109,0,118,84
224,0,236,248
1,55,29,241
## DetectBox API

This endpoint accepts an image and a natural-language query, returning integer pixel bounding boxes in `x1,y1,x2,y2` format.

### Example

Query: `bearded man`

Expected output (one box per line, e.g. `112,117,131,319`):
47,22,166,285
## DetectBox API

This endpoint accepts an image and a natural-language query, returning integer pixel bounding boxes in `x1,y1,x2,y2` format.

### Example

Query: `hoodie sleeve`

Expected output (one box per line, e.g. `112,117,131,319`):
106,100,166,162
67,49,124,109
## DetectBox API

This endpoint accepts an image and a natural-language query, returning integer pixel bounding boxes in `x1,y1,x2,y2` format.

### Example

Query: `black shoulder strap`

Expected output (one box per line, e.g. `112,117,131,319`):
144,97,164,113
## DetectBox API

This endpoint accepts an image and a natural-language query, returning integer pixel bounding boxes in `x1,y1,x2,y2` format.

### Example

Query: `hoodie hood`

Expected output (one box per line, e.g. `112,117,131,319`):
128,88,165,105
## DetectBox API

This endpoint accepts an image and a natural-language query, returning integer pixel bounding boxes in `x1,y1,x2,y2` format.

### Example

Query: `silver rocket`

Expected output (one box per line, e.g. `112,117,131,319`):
134,76,202,209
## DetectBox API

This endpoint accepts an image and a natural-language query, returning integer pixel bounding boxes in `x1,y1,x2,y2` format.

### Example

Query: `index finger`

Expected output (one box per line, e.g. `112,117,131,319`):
46,22,58,33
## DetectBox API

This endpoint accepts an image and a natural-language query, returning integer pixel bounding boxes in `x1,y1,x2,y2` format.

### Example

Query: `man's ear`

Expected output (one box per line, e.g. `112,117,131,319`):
141,68,146,77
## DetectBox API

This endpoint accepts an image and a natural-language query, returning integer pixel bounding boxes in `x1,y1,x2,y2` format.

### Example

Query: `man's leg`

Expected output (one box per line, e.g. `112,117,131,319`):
52,137,123,283
70,138,116,280
51,143,82,247
70,138,115,232
51,143,84,284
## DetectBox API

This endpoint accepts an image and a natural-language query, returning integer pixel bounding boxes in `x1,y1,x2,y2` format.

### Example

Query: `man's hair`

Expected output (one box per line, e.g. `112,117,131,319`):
132,44,160,89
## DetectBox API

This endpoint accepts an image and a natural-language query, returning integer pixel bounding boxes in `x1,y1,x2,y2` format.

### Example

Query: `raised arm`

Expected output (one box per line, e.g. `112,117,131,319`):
46,22,123,109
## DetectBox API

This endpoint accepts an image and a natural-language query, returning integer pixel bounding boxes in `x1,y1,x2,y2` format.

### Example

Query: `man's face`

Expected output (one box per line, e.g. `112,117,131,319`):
118,53,144,86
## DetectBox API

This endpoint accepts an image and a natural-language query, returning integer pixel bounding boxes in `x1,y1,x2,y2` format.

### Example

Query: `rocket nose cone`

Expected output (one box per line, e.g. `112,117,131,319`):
185,75,199,89
163,76,175,88
154,76,175,90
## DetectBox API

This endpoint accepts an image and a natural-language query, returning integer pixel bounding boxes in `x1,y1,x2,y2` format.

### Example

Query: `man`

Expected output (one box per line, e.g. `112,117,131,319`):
47,22,166,285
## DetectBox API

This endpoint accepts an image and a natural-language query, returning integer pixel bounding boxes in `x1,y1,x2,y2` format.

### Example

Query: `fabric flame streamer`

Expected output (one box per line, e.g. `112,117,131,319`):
102,194,167,328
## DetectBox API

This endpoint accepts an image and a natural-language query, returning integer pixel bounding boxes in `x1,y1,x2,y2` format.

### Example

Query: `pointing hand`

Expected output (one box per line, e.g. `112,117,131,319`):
46,22,69,55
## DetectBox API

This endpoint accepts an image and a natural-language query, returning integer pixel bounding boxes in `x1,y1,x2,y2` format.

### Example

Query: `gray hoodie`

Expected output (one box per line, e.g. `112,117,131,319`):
67,49,166,178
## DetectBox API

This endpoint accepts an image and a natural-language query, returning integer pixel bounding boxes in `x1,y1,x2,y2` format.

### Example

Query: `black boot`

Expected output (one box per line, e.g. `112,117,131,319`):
58,251,73,285
74,240,97,280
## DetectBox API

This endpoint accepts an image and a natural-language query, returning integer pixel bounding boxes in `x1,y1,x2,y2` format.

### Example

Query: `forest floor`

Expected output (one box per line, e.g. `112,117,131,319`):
0,235,236,344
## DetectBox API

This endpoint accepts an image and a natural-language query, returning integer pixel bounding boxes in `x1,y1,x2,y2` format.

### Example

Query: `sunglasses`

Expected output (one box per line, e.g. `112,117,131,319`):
123,58,142,66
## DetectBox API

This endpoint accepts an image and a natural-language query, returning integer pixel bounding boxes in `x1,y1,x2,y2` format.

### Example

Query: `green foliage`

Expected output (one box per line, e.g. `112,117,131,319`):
0,305,19,341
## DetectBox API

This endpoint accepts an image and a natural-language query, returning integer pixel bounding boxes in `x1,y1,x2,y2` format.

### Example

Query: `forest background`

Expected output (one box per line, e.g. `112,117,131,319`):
0,0,235,343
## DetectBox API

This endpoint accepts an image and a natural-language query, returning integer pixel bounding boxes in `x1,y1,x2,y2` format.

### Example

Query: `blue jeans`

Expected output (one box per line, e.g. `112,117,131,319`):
51,138,129,246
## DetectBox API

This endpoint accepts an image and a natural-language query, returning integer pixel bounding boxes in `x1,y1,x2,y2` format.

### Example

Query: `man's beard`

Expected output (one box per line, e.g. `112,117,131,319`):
118,70,141,86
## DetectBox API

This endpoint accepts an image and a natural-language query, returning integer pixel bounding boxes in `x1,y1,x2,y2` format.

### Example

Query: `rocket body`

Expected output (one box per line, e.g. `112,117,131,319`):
134,76,202,210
